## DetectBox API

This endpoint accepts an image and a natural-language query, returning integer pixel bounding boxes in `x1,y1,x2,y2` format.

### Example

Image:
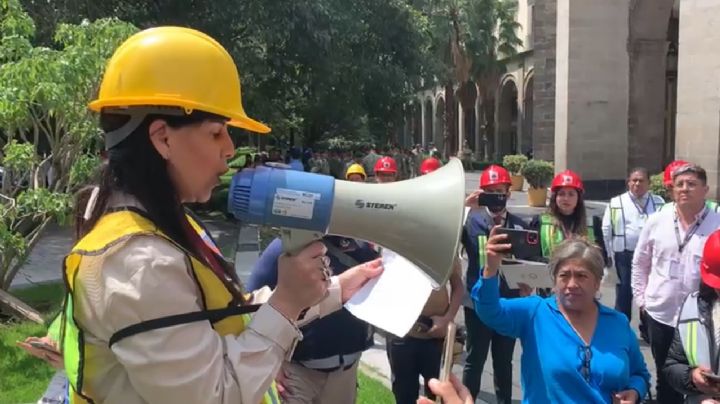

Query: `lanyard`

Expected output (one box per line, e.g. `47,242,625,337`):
629,193,650,216
674,209,709,253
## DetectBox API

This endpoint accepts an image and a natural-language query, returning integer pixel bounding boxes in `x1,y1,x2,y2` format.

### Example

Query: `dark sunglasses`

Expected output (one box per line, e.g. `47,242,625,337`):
580,345,592,382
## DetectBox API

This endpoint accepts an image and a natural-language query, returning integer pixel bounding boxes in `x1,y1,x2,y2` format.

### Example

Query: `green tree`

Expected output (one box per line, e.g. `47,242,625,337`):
0,0,137,292
20,0,430,148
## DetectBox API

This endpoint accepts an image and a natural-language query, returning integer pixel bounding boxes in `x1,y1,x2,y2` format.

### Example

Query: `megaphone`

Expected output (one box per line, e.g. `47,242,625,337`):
228,158,465,287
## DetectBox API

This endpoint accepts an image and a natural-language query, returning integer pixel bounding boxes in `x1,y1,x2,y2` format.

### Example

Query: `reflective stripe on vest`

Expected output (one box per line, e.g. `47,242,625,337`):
678,292,711,369
478,235,487,268
539,213,595,258
61,209,279,404
661,200,719,213
678,292,714,404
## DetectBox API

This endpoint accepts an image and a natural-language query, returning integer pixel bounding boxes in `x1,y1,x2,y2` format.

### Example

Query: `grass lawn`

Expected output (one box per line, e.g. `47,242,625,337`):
0,320,57,404
2,282,394,403
357,369,395,404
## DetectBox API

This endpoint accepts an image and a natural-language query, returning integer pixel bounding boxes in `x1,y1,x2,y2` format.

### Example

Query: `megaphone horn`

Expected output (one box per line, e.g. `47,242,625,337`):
228,158,466,287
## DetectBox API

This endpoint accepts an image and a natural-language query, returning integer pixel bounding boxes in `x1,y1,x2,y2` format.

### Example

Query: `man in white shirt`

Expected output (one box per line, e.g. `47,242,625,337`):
602,167,665,321
632,164,720,404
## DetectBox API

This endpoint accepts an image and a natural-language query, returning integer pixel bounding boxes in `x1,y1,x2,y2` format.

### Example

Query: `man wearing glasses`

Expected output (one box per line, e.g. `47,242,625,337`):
632,164,720,404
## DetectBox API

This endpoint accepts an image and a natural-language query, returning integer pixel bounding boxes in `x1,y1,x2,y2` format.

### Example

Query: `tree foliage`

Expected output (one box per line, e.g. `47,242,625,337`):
21,0,430,147
0,0,137,290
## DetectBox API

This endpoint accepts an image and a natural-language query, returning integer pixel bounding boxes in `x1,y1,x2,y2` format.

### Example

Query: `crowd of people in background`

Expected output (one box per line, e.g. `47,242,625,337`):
241,143,444,180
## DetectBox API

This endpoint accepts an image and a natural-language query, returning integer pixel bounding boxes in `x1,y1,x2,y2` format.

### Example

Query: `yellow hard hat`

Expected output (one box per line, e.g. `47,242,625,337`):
89,26,270,134
345,163,367,179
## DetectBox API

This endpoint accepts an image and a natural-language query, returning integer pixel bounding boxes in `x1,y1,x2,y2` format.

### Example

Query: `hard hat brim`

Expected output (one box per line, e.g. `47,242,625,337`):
702,262,720,290
89,97,271,134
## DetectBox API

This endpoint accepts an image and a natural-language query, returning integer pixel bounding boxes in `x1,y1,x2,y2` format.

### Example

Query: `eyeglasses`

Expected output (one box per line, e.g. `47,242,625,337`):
580,345,592,382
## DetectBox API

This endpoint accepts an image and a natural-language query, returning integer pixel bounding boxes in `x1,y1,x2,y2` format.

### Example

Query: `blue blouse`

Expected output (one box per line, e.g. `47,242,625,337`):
472,275,650,403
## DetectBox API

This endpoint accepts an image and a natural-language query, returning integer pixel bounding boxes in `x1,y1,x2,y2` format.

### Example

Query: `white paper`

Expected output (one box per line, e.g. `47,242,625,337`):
500,259,554,289
344,249,434,337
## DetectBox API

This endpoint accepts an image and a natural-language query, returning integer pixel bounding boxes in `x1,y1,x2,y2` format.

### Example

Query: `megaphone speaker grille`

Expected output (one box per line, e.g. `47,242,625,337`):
228,169,254,218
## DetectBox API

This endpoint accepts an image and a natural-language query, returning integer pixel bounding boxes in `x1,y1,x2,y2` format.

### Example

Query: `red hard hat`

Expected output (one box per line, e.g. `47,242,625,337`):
419,157,442,175
551,170,584,193
374,156,397,174
664,160,690,186
701,230,720,289
479,165,512,188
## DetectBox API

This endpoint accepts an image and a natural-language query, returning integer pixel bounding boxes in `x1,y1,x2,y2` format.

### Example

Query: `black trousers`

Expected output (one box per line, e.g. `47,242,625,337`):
386,336,443,404
646,313,683,404
462,307,516,403
614,250,634,321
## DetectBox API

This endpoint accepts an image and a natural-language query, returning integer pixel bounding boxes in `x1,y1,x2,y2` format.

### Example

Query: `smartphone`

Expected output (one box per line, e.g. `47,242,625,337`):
702,371,720,384
28,340,57,353
496,228,542,260
478,192,508,208
435,322,457,404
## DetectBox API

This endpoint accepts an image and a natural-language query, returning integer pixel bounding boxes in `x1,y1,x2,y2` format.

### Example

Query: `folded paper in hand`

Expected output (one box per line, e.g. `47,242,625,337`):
500,259,553,289
344,248,433,337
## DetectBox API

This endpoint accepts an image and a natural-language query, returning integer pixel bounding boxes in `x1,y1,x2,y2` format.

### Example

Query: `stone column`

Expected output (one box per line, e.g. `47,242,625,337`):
554,0,630,199
531,0,557,160
675,0,720,198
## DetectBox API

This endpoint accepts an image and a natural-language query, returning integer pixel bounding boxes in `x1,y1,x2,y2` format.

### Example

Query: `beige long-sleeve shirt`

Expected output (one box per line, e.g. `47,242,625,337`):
74,219,341,404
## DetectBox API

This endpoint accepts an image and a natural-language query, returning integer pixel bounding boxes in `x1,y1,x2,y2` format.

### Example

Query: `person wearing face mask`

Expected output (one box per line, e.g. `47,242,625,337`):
58,27,383,404
663,229,720,404
602,168,665,321
632,164,720,404
460,164,528,403
473,233,650,403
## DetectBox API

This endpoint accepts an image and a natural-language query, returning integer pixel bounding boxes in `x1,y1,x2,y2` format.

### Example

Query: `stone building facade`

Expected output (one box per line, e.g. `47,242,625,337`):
401,0,719,199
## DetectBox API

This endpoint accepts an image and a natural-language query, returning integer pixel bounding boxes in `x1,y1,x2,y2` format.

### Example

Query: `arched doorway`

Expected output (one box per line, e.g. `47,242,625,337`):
413,103,422,146
522,75,534,156
497,79,519,158
424,98,433,147
435,96,446,155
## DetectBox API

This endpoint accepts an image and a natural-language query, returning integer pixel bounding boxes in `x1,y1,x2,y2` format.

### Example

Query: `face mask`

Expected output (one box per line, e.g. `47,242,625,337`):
488,204,506,214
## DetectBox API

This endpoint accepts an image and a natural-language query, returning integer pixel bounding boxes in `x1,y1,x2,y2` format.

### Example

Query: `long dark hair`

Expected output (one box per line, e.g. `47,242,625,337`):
549,188,588,236
73,111,244,294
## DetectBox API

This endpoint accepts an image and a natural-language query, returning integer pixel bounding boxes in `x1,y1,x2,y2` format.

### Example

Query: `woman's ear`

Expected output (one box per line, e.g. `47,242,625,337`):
148,119,170,160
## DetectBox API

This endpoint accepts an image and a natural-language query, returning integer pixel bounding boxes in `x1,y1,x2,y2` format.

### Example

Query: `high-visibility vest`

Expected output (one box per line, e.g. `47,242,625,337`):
61,209,279,404
678,292,715,404
608,192,664,252
661,200,720,213
539,213,595,257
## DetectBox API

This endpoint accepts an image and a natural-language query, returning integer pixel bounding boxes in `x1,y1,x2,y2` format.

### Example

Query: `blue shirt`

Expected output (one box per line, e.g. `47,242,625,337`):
472,275,650,403
247,236,379,361
288,159,305,172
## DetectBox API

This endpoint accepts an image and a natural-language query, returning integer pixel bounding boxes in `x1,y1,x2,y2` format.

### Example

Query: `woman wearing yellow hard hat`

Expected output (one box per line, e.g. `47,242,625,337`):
60,26,382,404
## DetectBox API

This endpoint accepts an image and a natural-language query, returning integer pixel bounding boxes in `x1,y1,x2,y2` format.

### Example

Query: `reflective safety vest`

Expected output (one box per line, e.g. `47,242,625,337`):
608,192,664,252
661,200,720,213
477,234,488,268
539,213,595,257
60,209,280,404
678,292,714,404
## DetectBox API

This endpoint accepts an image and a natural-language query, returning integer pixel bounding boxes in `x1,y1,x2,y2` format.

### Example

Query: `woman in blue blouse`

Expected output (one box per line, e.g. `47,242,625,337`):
472,230,650,403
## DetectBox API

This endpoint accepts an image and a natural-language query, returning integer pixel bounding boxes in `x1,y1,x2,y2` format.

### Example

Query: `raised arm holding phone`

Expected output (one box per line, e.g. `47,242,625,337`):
472,227,650,403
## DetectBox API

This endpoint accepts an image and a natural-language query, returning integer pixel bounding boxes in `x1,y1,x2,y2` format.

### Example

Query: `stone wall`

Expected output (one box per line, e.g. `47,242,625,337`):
531,0,556,161
675,0,720,198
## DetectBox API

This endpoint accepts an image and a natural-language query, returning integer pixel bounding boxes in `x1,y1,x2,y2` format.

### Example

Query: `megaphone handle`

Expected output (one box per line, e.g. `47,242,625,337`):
280,228,325,255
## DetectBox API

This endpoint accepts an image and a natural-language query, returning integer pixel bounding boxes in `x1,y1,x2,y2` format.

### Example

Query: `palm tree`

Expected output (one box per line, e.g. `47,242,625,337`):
422,0,521,159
